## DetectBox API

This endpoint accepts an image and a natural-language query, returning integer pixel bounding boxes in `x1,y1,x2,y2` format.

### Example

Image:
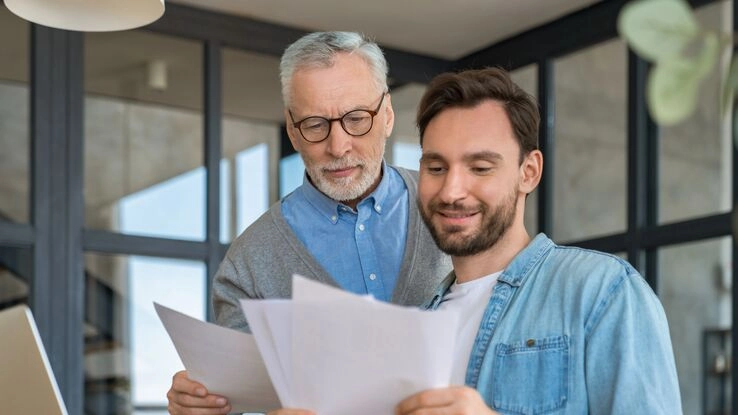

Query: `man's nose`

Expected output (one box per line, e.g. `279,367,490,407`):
437,168,468,204
325,120,352,158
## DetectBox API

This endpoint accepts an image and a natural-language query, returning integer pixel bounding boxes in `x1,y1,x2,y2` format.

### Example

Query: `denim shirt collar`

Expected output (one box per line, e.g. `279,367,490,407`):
497,233,554,286
298,160,390,223
425,233,554,309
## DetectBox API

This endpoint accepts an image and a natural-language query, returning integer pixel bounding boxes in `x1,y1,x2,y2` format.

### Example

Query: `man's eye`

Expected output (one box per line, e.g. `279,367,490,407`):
471,166,493,174
425,165,445,174
344,114,369,125
302,119,325,130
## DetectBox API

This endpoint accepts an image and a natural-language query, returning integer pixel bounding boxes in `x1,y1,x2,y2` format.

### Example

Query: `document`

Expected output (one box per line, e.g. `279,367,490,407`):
157,275,459,415
153,303,281,413
238,299,293,406
241,275,459,415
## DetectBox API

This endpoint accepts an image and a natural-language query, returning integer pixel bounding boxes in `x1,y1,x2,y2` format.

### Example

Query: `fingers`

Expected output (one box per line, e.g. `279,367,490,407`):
167,371,231,415
266,409,316,415
168,400,231,415
395,386,491,415
396,387,457,414
171,370,207,395
167,390,229,408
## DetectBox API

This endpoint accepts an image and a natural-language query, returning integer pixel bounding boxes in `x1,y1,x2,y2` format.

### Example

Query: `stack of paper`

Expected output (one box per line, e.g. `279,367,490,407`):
154,303,281,412
156,275,459,414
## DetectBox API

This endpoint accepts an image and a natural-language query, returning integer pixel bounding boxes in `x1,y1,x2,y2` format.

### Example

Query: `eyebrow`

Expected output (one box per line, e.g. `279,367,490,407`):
292,93,384,120
420,150,504,163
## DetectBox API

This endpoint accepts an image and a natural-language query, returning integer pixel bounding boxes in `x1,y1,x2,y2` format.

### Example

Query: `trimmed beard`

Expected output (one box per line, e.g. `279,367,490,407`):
419,184,518,257
303,140,385,203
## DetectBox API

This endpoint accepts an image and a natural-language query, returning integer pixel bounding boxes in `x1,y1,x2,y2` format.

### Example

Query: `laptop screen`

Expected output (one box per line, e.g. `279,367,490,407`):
0,304,69,415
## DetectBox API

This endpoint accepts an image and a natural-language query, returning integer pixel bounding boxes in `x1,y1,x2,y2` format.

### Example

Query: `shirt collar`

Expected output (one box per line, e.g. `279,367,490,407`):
497,233,553,286
424,233,554,309
298,160,390,224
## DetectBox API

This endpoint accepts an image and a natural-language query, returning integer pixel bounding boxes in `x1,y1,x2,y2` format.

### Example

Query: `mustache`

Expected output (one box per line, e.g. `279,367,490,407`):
428,200,482,214
320,157,364,171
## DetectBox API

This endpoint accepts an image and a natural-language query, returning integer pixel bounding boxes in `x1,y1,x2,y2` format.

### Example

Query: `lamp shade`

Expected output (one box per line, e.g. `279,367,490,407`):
5,0,165,32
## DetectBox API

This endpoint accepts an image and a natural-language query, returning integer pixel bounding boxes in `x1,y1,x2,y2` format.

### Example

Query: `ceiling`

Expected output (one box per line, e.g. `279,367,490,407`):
168,0,601,60
0,0,603,125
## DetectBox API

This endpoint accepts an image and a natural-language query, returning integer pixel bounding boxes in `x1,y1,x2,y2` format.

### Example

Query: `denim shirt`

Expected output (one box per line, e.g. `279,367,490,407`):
426,234,682,414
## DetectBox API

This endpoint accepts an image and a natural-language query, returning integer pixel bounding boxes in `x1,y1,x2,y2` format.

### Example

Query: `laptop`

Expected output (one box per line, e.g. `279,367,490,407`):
0,304,69,415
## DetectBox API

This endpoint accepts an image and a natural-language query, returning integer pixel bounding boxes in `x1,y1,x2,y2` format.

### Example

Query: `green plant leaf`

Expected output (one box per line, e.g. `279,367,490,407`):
618,0,699,62
722,55,738,116
647,57,703,125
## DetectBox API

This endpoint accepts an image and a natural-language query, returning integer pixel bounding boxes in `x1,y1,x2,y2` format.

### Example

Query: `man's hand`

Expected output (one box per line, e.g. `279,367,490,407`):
167,370,231,414
266,409,315,415
395,386,499,415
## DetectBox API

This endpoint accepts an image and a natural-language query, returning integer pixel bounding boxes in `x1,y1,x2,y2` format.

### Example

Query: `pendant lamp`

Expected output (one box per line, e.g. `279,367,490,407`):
5,0,165,32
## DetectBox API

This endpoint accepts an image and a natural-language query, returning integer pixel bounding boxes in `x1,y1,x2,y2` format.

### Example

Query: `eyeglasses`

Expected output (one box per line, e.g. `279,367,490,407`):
289,92,387,143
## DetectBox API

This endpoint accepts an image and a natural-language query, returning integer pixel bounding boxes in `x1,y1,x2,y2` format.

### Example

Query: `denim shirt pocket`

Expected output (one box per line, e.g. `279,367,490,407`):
491,335,569,414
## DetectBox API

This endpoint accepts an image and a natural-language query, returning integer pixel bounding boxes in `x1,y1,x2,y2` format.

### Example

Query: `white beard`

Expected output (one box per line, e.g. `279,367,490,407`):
303,139,385,202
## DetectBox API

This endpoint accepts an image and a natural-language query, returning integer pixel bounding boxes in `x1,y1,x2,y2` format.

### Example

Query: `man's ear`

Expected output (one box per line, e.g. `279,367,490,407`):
284,109,300,151
520,149,543,194
383,94,395,138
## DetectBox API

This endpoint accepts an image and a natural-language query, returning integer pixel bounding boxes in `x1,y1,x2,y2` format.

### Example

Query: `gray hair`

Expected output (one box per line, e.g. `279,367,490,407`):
279,31,388,107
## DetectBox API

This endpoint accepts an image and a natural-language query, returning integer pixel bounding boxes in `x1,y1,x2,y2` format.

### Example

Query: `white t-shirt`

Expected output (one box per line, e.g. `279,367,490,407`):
438,271,502,385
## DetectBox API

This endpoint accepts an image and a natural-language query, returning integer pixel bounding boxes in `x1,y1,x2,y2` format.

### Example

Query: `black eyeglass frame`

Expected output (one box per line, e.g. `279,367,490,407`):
288,91,388,143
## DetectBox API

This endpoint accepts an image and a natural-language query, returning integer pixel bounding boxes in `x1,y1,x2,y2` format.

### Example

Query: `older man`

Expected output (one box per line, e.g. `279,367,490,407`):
166,32,450,415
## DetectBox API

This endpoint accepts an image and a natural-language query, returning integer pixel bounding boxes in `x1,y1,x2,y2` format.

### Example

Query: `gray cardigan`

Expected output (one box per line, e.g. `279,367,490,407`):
212,166,452,332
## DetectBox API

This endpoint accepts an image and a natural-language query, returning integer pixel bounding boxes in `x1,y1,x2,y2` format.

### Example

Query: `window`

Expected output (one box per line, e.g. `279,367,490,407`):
552,39,628,241
510,65,538,234
658,1,732,224
0,247,31,310
659,237,732,414
84,253,205,414
280,153,304,198
392,142,422,171
0,6,29,224
84,31,205,240
389,83,426,171
221,49,281,242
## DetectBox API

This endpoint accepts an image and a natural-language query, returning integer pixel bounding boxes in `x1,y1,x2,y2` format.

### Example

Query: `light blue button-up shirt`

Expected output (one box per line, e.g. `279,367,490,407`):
427,234,682,414
281,163,408,302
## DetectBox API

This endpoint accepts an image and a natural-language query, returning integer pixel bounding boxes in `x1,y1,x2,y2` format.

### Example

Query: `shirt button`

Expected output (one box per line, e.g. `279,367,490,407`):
369,273,377,281
375,205,382,213
358,224,365,231
331,215,337,222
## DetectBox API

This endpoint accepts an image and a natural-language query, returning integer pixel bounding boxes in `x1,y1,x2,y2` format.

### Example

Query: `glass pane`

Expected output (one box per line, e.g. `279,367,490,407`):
510,64,537,97
393,142,422,171
221,49,281,242
510,65,538,235
280,153,304,198
84,31,205,240
0,246,31,310
389,83,426,171
659,237,732,414
84,253,206,414
0,6,29,224
659,1,732,224
553,38,627,241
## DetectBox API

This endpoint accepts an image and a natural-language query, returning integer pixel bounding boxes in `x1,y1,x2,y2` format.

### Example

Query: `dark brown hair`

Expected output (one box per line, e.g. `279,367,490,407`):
417,67,540,161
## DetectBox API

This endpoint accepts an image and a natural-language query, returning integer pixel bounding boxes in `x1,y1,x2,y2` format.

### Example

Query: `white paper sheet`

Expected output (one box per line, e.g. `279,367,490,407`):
288,275,459,415
153,303,281,413
156,275,459,415
239,299,293,406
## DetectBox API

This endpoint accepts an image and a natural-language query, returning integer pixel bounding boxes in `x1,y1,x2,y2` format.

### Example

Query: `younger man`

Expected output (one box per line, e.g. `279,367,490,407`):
396,67,681,414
